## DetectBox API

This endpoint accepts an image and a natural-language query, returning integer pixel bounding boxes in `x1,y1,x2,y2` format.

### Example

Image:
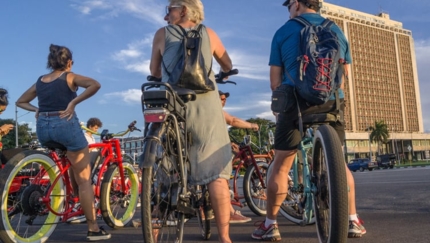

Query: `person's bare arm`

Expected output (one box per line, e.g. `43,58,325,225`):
224,110,258,131
207,27,233,72
270,65,283,91
340,63,349,90
16,84,38,112
60,73,101,120
150,28,165,78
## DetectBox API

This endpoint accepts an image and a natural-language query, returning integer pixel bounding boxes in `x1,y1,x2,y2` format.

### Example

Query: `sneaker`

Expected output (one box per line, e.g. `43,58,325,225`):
67,215,87,224
137,197,141,208
199,207,215,220
251,221,281,241
67,203,87,223
132,219,141,228
229,210,252,224
87,226,111,241
348,218,366,238
166,218,189,226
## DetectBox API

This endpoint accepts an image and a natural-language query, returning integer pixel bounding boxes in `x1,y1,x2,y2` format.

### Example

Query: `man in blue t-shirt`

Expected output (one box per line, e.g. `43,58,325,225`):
251,0,366,241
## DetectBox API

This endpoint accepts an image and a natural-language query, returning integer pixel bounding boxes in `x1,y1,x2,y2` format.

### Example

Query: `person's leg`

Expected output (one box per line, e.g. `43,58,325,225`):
266,150,296,220
345,164,366,237
345,166,356,215
68,167,79,197
208,178,232,243
67,148,99,232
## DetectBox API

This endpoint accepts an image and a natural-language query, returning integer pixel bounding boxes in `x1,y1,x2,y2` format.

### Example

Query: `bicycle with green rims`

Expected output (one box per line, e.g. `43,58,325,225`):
0,121,140,243
268,114,349,242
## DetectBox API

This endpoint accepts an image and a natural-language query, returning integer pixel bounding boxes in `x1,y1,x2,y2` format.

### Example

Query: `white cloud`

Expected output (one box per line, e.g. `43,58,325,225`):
111,38,153,74
101,89,141,104
70,0,165,25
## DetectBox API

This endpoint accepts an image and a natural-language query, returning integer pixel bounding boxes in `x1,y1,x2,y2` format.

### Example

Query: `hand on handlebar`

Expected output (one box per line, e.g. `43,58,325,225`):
128,120,142,132
250,123,259,131
215,69,239,84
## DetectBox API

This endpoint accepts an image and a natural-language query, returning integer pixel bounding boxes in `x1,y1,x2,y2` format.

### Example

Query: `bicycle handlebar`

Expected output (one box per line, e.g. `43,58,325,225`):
147,76,161,82
215,69,239,85
80,120,141,137
146,69,239,86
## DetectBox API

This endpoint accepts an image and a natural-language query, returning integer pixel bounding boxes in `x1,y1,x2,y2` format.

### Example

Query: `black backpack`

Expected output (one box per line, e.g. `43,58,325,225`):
163,24,214,94
285,16,344,106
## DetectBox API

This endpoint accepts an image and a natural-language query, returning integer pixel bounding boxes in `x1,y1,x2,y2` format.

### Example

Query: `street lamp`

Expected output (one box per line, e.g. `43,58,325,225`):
365,126,372,160
15,105,18,148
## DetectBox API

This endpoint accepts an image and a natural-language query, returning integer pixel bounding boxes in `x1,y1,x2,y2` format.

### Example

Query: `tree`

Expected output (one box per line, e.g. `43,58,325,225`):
228,117,276,154
0,119,33,149
368,120,389,156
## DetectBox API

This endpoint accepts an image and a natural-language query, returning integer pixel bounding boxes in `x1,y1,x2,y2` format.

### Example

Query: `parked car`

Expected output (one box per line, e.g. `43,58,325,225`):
347,158,378,172
377,154,396,169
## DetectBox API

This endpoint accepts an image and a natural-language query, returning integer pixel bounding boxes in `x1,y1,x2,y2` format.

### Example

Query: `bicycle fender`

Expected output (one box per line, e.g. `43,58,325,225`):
139,123,166,169
139,138,162,169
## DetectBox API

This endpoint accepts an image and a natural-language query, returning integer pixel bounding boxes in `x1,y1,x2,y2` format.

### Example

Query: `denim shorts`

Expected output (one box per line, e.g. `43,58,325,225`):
36,113,88,152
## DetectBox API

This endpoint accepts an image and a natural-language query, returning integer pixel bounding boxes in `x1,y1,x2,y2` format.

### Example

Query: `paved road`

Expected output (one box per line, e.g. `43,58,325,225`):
44,167,430,242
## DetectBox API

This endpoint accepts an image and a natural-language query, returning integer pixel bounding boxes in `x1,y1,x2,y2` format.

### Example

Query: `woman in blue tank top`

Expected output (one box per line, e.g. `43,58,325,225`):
16,44,111,241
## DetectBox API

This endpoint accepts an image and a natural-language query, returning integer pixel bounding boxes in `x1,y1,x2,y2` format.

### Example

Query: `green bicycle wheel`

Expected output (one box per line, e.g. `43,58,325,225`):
0,150,64,243
100,162,139,228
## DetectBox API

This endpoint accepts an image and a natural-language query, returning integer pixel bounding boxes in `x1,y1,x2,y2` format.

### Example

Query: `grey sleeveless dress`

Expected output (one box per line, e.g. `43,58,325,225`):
162,25,232,185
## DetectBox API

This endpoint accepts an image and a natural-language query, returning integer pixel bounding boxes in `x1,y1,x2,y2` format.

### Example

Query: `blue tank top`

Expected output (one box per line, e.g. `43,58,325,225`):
36,72,77,112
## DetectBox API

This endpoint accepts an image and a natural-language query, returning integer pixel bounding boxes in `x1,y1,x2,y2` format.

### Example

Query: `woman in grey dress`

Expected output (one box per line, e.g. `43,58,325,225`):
150,1,234,242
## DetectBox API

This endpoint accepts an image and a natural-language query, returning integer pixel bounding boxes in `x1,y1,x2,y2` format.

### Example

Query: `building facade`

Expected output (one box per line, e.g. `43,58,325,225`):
321,1,430,161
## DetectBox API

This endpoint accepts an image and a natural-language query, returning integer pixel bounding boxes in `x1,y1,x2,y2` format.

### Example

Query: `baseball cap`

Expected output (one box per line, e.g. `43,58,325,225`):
218,90,230,98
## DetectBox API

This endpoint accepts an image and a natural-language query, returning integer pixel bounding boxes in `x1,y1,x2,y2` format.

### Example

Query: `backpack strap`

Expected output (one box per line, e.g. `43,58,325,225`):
291,16,312,27
320,19,334,29
162,25,188,76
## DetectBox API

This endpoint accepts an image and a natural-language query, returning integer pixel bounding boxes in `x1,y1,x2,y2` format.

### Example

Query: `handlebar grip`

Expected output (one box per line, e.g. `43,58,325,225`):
147,75,162,82
215,69,239,83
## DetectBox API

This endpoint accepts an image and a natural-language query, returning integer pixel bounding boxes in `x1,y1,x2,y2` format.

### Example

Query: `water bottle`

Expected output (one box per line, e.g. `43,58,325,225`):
268,130,275,146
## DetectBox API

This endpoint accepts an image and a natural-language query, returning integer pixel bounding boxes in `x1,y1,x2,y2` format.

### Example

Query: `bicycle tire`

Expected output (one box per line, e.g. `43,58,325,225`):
0,150,64,243
100,163,139,228
243,161,268,216
312,124,348,243
141,136,185,243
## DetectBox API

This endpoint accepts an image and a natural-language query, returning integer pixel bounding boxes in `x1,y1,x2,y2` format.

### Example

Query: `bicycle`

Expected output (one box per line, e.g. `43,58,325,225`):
267,113,349,242
139,69,238,243
229,132,269,217
0,121,141,243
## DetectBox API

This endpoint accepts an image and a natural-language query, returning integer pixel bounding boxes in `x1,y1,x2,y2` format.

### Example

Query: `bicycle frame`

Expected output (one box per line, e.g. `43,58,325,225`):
230,144,266,208
289,134,315,225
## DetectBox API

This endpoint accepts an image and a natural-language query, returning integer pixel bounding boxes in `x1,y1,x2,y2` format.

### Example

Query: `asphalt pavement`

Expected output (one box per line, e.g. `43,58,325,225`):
42,166,430,243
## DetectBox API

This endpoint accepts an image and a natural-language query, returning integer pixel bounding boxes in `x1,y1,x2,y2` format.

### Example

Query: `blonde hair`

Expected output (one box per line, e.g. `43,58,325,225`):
169,0,204,24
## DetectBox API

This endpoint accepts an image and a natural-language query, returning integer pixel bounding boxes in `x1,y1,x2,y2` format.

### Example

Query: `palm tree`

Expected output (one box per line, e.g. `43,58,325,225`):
368,120,390,155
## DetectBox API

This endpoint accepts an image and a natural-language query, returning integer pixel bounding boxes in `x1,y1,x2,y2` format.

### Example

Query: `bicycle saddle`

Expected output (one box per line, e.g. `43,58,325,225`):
43,141,67,151
171,86,197,102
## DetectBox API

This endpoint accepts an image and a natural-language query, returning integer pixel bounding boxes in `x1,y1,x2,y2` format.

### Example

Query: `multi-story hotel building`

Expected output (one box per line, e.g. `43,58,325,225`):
320,0,430,161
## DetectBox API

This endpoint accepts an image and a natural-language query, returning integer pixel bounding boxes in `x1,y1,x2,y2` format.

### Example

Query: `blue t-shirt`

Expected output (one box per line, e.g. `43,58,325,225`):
269,13,352,99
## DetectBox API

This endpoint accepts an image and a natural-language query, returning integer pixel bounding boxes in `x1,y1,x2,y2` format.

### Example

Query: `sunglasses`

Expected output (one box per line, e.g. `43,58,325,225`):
287,0,296,11
165,5,182,15
221,98,227,101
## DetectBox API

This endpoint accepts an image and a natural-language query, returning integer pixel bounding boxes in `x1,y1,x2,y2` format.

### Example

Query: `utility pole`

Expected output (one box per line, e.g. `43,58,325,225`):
15,105,18,148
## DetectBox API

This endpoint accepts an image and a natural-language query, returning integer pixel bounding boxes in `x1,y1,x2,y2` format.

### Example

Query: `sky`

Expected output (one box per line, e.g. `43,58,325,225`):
1,0,429,138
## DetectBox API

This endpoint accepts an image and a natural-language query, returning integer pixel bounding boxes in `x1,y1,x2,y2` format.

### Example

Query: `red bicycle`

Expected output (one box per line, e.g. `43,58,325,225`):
0,121,141,243
229,132,269,216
